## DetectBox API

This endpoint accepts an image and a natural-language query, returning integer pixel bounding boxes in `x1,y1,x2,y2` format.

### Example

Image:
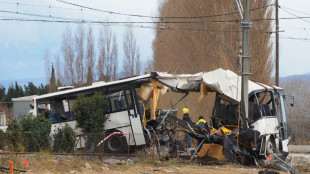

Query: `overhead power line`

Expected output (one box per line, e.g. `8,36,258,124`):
0,9,81,21
280,5,310,16
280,35,310,41
279,6,310,24
0,1,77,10
2,7,310,25
280,26,310,30
0,17,237,24
56,0,273,19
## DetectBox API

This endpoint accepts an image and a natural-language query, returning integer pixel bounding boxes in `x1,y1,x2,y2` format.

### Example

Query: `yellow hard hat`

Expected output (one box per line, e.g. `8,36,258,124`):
183,108,189,114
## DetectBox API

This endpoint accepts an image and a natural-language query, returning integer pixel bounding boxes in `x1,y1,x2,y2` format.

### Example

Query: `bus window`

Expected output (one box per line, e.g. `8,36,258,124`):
108,90,133,113
46,99,76,124
125,90,133,109
249,92,276,121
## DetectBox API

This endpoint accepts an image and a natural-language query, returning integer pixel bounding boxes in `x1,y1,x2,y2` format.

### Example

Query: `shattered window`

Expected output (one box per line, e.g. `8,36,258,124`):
46,99,75,124
249,91,276,121
107,90,133,113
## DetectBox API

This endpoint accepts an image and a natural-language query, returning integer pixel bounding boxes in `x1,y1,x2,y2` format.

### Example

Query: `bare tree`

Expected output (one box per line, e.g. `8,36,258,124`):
153,0,274,120
111,35,118,81
144,58,154,74
54,53,63,87
123,24,141,77
44,49,51,84
281,79,310,144
97,29,106,81
75,25,86,86
86,26,95,85
62,27,75,85
97,25,118,81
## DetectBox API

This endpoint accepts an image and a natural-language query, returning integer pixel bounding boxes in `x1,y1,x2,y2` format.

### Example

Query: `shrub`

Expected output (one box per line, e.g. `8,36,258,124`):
53,124,76,153
73,92,109,152
73,92,109,134
6,120,24,152
0,129,7,150
20,114,51,152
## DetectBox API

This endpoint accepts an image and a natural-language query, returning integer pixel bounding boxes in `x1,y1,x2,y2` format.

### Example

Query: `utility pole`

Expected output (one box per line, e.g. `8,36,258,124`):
240,0,251,129
275,0,279,86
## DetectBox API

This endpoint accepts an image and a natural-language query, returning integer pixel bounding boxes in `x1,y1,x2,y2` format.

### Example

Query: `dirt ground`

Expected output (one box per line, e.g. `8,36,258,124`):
24,164,281,174
0,154,290,174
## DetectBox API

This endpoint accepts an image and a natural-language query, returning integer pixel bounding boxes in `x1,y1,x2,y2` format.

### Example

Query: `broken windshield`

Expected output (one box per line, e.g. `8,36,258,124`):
249,91,276,121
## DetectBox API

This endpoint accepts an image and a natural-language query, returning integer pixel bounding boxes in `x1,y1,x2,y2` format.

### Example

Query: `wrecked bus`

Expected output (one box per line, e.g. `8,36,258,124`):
32,74,152,153
150,68,291,166
31,68,291,168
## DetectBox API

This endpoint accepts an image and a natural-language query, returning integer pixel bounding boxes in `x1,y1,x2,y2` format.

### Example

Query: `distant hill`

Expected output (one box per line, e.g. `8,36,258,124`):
0,77,46,90
280,72,310,83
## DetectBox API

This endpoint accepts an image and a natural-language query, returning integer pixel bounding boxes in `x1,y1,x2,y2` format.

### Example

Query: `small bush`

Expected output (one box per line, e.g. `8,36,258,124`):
53,124,76,153
73,92,109,134
6,120,24,152
0,129,7,150
20,114,51,152
73,92,109,152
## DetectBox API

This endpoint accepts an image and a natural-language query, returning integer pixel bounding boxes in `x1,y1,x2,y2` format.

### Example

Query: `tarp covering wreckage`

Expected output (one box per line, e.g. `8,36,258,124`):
151,68,282,104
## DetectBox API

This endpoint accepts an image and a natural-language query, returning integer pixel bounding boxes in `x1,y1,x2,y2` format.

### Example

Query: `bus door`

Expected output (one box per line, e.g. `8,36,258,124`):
125,89,145,146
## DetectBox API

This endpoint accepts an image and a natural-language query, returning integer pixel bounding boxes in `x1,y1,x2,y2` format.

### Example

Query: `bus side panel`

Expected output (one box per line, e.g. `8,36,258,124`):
104,110,131,130
129,109,145,146
115,126,136,146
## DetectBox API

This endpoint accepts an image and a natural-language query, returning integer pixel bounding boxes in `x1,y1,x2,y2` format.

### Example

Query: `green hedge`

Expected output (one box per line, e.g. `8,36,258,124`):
20,114,51,152
73,92,109,134
6,114,51,152
73,92,109,152
0,129,7,150
6,119,24,152
53,124,76,153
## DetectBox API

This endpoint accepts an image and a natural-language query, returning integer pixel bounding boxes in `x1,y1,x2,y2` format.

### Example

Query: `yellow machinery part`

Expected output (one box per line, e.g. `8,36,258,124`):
220,127,232,135
139,101,146,126
197,144,226,161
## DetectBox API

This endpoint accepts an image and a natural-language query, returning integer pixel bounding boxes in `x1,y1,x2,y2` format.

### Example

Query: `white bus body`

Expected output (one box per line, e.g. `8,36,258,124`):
33,75,151,153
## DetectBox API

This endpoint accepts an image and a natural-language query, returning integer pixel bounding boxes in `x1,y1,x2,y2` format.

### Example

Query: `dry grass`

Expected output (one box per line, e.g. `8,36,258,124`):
0,153,301,174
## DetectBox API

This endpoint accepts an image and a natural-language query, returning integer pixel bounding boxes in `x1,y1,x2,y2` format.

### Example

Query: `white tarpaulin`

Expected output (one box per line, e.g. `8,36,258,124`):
152,68,281,103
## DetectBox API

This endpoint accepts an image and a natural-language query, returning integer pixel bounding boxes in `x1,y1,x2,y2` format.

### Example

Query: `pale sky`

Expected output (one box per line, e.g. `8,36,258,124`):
0,0,309,87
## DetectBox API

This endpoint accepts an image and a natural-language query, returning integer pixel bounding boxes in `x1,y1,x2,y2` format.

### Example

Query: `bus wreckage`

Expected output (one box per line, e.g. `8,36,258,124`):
32,68,294,171
148,68,294,172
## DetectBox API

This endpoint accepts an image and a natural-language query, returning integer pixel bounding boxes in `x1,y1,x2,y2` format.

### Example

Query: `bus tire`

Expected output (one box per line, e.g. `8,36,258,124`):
104,132,127,153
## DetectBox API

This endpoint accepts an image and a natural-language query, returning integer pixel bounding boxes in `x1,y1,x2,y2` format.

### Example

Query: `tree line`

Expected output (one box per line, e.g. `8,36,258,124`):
45,24,144,92
281,79,310,144
0,82,47,103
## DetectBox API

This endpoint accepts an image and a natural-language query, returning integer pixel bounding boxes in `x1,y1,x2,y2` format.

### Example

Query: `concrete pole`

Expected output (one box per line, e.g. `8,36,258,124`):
275,0,279,86
241,0,251,129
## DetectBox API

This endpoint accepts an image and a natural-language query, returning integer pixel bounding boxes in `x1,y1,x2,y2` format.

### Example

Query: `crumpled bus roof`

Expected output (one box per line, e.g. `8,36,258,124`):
151,68,282,103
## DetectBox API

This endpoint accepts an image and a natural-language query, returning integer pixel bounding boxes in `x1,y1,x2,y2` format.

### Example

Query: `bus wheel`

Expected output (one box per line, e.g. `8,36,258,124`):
104,133,127,153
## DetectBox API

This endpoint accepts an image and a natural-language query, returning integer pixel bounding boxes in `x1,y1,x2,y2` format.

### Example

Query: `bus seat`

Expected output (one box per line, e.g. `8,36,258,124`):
114,100,121,110
262,104,272,116
248,101,255,121
253,104,261,121
219,104,227,121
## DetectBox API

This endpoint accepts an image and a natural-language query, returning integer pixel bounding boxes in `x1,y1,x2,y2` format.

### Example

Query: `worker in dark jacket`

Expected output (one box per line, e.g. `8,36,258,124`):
196,116,208,134
196,116,209,152
183,108,193,148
